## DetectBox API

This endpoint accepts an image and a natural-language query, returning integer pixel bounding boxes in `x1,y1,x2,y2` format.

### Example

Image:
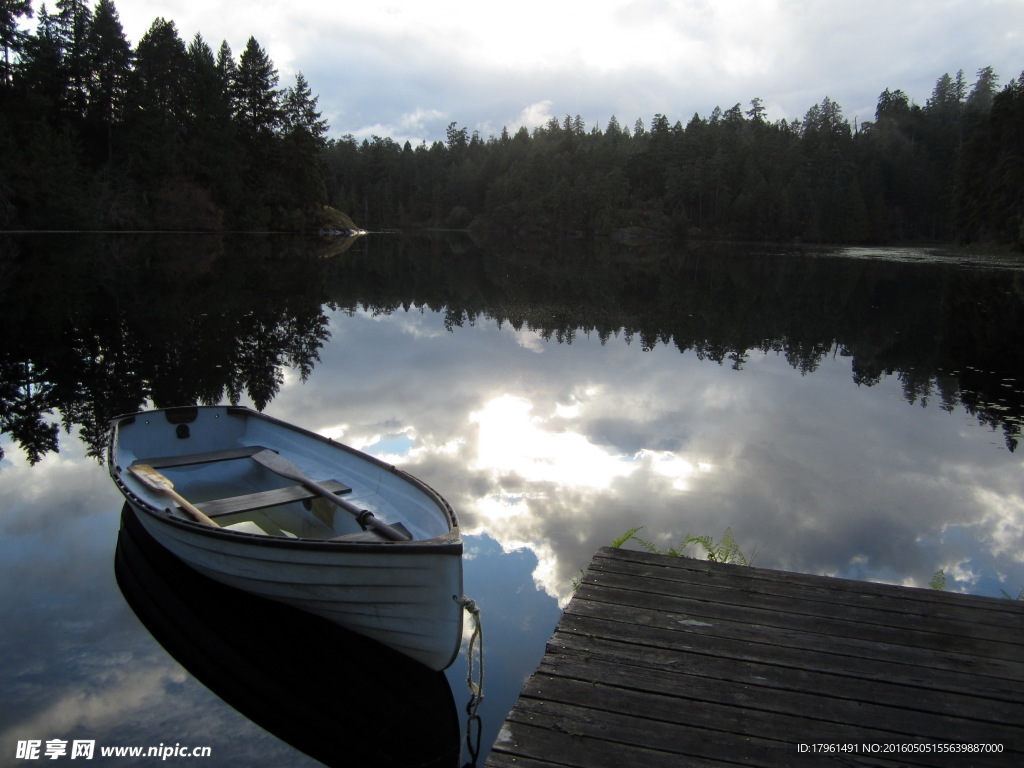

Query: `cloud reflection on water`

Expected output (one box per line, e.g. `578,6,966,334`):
2,273,1023,764
264,305,1024,608
0,461,309,765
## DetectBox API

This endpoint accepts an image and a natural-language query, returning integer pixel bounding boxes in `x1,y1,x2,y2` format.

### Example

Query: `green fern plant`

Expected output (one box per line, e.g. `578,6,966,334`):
682,527,750,565
612,525,753,565
611,526,646,549
928,567,1022,599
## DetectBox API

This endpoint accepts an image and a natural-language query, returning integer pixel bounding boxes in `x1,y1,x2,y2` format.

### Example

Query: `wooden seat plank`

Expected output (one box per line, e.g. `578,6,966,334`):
194,480,352,518
132,445,269,469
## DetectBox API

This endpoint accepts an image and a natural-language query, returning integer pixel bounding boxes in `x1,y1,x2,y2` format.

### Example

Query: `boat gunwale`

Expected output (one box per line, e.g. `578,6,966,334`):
108,405,462,556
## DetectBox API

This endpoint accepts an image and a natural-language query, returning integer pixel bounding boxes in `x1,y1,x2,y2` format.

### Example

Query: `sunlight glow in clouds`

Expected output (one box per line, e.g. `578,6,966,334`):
470,395,634,490
464,391,718,603
469,394,714,492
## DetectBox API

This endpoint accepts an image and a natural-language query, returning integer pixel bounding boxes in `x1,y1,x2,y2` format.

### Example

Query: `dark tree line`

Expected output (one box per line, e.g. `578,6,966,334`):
323,67,1023,246
0,0,328,230
2,1,1020,245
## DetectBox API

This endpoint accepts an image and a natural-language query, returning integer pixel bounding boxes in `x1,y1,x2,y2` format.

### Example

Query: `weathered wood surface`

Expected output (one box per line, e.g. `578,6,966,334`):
197,479,351,518
485,547,1024,767
132,444,268,469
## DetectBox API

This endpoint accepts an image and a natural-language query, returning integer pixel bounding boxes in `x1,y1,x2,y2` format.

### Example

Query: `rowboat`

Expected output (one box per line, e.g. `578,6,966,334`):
108,405,464,671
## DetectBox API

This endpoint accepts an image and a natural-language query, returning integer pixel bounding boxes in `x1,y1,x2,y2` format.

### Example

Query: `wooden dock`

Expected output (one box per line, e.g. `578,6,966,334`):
484,547,1024,767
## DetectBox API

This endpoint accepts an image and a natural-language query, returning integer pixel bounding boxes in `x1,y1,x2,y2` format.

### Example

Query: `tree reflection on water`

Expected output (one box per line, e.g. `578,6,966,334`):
2,233,1021,465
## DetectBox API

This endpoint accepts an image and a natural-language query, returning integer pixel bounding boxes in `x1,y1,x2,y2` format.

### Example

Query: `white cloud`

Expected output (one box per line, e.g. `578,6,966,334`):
100,0,1024,142
470,394,636,490
513,101,556,132
0,665,185,743
348,108,449,145
973,488,1024,562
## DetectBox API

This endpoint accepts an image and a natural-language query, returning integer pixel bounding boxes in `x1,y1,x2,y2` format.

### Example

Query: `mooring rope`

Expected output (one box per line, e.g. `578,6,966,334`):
458,596,484,767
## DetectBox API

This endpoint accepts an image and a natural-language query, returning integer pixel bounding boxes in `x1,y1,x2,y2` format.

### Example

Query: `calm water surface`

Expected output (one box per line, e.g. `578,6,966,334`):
1,234,1022,765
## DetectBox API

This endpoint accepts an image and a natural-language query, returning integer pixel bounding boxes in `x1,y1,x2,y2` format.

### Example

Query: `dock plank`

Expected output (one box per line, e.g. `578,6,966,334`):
485,547,1024,768
566,590,1024,684
588,552,1023,636
534,651,1015,746
556,609,1024,707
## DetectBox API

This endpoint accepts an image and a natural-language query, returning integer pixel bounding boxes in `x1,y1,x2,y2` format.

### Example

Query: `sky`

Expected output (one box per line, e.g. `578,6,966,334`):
99,0,1023,145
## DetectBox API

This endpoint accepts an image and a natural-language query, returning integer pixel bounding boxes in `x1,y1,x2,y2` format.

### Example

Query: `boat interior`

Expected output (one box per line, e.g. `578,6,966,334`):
113,406,454,543
128,445,403,542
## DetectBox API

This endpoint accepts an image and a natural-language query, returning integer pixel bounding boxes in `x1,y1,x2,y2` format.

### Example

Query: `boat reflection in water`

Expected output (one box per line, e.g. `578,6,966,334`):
115,506,461,768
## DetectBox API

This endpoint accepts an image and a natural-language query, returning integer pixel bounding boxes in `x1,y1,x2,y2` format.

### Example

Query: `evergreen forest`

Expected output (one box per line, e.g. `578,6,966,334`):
1,0,329,230
324,72,1024,246
1,1,1022,246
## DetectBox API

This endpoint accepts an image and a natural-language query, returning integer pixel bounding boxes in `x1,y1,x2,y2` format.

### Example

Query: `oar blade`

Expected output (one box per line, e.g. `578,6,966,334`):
251,449,305,482
128,463,219,528
130,464,175,492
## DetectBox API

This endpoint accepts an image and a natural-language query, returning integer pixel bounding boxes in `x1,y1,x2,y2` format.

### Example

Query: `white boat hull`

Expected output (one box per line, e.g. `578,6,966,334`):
109,406,463,671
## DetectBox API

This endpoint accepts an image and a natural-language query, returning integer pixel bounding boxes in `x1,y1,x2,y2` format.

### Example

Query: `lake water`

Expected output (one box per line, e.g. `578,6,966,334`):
1,233,1023,765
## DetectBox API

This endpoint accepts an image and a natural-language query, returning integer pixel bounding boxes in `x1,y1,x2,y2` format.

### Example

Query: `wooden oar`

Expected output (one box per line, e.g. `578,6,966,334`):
251,449,411,542
129,464,220,528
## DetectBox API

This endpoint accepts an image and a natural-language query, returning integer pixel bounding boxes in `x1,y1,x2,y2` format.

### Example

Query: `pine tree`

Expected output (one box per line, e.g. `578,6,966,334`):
128,18,188,120
746,97,766,123
123,17,189,188
215,40,236,94
14,5,64,112
967,66,999,113
233,36,280,138
54,0,92,119
0,0,33,87
446,121,468,152
185,33,232,127
955,71,1024,246
875,88,910,122
277,71,328,218
183,31,237,206
281,71,326,143
927,72,958,113
86,0,131,129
